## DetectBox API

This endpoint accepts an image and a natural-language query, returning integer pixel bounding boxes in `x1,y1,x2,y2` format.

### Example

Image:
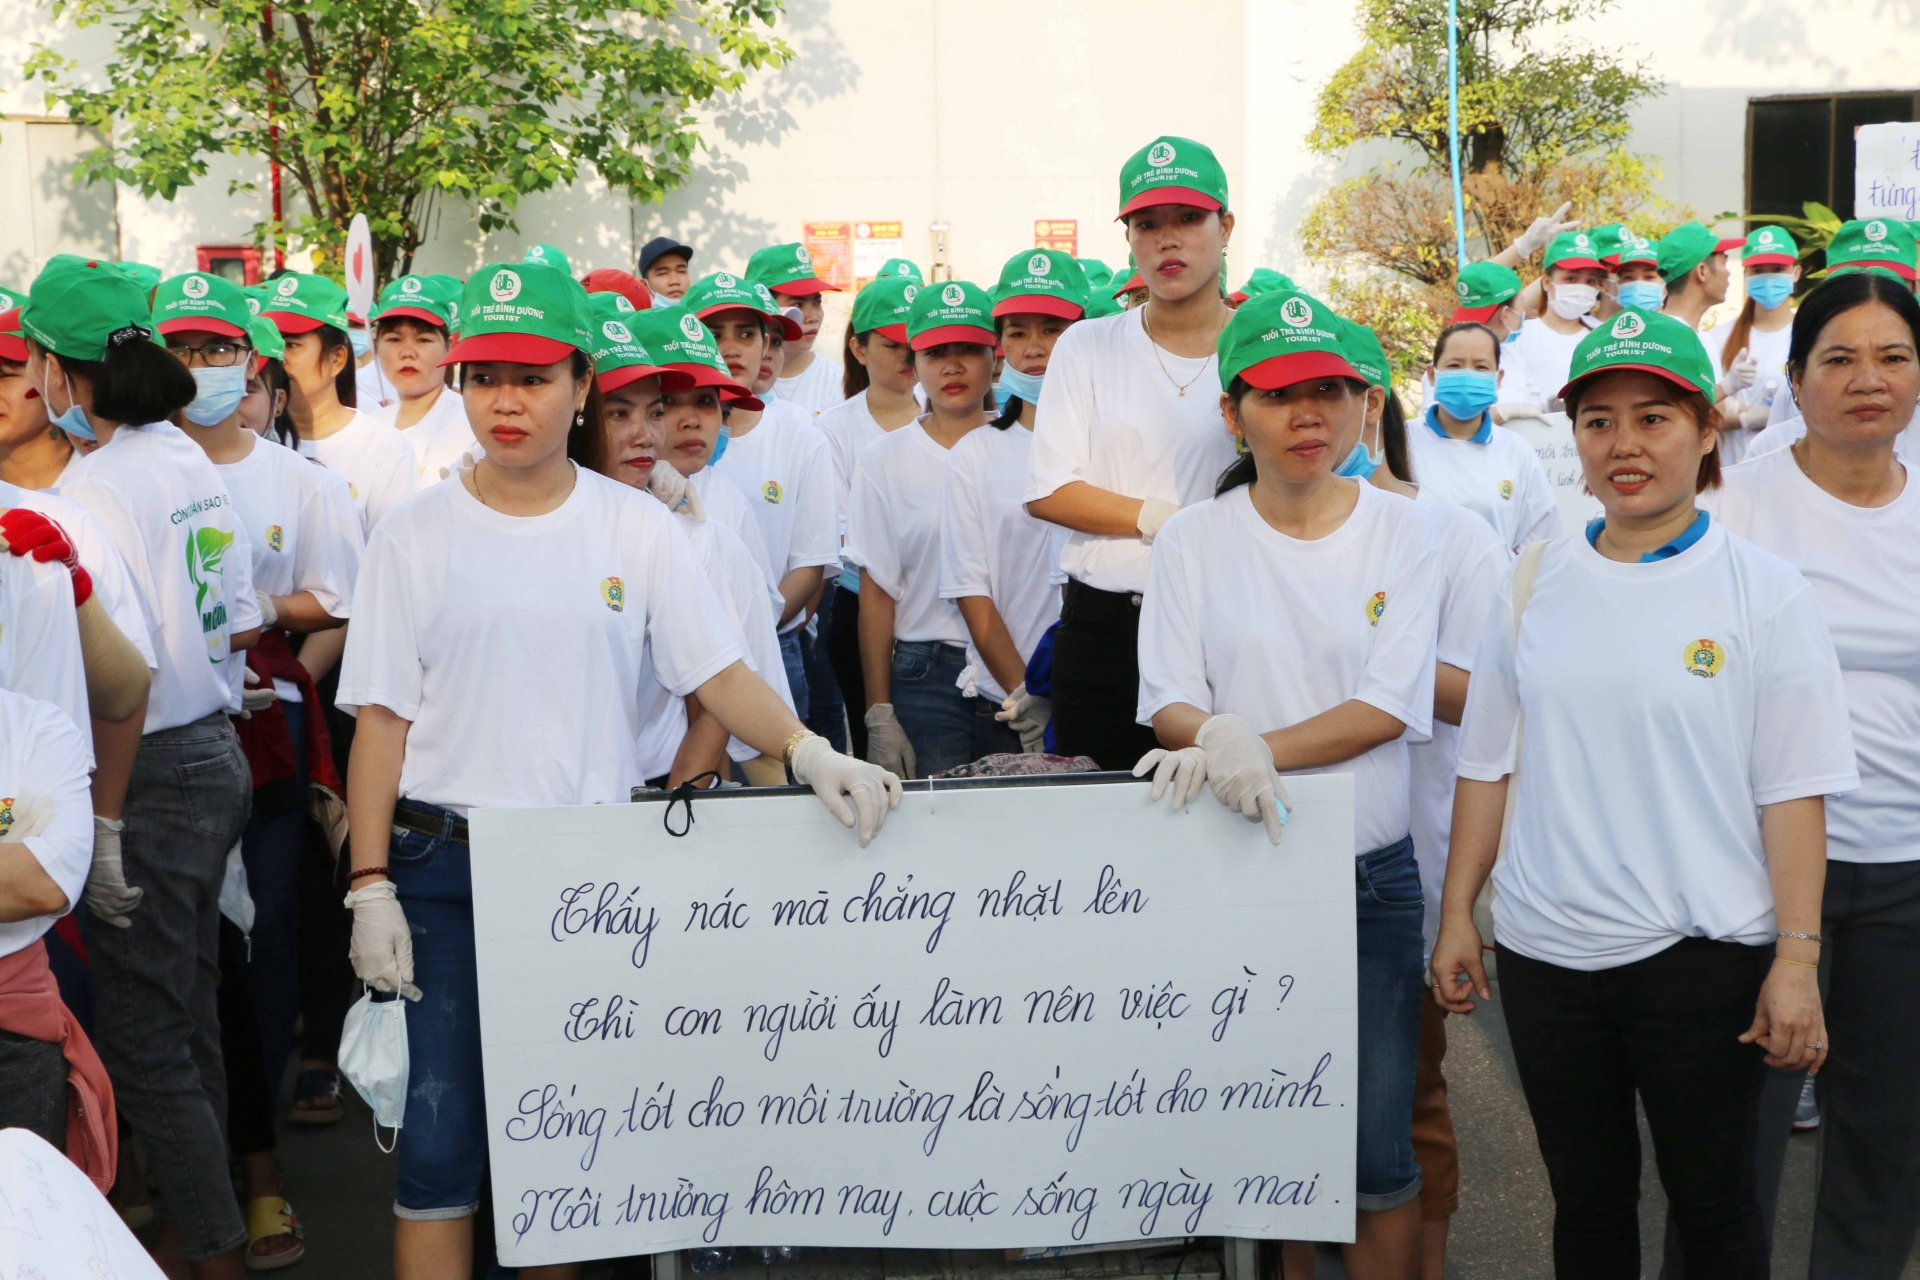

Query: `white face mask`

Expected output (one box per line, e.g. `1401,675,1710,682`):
1548,284,1599,321
339,989,409,1150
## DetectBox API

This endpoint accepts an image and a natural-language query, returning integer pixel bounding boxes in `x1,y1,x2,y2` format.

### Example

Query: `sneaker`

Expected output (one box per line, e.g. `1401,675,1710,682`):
688,1249,735,1275
1792,1074,1821,1131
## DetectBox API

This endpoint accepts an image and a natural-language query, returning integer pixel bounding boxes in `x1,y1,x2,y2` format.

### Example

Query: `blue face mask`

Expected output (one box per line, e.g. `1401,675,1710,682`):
184,364,249,426
997,364,1044,405
348,327,372,358
1502,326,1520,345
1617,280,1666,311
1746,274,1794,310
42,366,96,441
709,422,730,466
1432,369,1500,422
1333,440,1380,480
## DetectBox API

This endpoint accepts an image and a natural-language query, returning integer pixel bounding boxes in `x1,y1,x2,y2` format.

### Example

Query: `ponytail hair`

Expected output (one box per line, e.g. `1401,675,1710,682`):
990,396,1023,430
1215,376,1259,495
1381,389,1413,484
1721,295,1759,370
842,325,871,399
258,357,298,449
316,324,357,408
49,336,196,425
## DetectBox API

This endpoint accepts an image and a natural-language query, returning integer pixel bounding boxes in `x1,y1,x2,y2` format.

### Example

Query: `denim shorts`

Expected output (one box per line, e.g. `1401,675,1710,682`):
890,639,1017,776
1354,835,1426,1212
388,803,488,1220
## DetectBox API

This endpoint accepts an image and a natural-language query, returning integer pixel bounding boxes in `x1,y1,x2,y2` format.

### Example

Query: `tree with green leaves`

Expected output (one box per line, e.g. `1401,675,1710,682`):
28,0,792,276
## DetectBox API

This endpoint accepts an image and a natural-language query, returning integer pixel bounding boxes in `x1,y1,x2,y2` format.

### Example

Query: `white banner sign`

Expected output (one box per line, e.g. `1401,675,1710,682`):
1503,411,1602,531
469,776,1358,1268
1855,121,1920,222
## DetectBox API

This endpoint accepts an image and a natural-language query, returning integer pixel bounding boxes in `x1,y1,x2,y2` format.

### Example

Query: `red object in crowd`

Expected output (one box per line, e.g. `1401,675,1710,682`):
0,943,118,1192
581,269,653,313
0,508,93,608
0,308,26,363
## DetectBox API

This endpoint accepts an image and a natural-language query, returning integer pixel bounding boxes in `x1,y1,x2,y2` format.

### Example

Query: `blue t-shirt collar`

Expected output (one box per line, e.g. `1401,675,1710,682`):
1424,402,1493,445
1584,509,1711,563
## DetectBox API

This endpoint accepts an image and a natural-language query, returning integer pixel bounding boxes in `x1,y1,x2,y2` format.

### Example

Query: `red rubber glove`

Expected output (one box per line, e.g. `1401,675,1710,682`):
0,507,93,608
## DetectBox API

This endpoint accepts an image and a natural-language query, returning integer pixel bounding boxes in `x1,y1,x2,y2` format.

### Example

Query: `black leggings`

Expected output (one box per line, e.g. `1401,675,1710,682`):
220,919,276,1156
1049,579,1157,771
827,585,867,761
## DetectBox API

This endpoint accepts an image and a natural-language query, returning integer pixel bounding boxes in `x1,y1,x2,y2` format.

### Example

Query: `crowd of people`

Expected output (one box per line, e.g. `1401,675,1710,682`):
0,130,1915,1280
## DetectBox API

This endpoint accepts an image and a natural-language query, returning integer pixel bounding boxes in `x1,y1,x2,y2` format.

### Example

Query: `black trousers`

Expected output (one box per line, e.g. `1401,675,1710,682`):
1499,937,1772,1279
1050,579,1158,771
827,584,868,761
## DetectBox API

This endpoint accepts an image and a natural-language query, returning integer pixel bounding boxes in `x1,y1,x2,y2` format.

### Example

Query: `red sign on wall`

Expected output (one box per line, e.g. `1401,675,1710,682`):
1034,220,1079,256
801,222,855,292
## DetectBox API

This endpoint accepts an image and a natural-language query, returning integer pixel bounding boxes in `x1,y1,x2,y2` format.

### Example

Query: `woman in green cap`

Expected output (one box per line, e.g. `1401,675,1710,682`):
1700,227,1801,464
24,253,266,1277
1433,307,1847,1277
1027,135,1243,770
370,274,472,483
335,261,899,1280
1134,287,1444,1276
747,241,845,417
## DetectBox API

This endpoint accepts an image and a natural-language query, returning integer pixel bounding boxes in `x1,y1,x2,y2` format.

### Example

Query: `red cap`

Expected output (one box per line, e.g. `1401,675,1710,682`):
439,331,579,367
596,363,696,396
582,269,652,313
1715,236,1747,253
768,278,840,297
156,315,247,339
990,294,1085,321
1549,254,1607,273
1448,303,1501,324
1227,290,1250,305
376,306,448,328
910,323,997,351
1841,258,1919,282
1238,350,1363,391
871,323,909,343
664,361,762,411
1555,362,1704,402
1742,251,1797,268
0,309,27,363
1111,273,1145,298
1116,187,1223,221
263,310,327,335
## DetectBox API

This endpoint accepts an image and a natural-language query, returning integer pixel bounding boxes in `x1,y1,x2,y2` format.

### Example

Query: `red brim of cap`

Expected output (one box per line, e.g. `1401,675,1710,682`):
1227,290,1249,304
582,272,652,312
1601,255,1622,269
665,361,761,409
439,331,578,367
263,310,324,335
1111,275,1145,298
0,335,25,363
374,306,448,328
991,294,1085,321
1547,256,1607,272
775,314,804,341
1841,258,1918,281
1238,350,1363,391
909,324,998,350
1715,237,1747,253
1741,252,1797,267
770,279,839,296
872,323,909,343
1449,304,1501,324
1116,187,1224,220
157,316,247,338
596,363,688,395
1557,362,1708,402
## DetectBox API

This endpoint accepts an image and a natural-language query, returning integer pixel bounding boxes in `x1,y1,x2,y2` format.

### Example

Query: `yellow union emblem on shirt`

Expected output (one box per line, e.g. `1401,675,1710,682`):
1366,591,1387,627
266,524,284,552
0,797,13,835
762,480,784,504
1684,638,1724,679
1498,480,1514,500
601,576,626,613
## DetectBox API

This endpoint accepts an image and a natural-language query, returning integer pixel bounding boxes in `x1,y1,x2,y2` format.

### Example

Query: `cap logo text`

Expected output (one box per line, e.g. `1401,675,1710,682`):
680,312,706,341
1279,297,1313,328
1147,141,1176,167
1028,254,1051,276
1866,220,1888,242
276,277,300,297
182,275,210,299
602,320,632,343
1611,311,1646,339
941,283,966,306
716,273,737,289
489,270,522,302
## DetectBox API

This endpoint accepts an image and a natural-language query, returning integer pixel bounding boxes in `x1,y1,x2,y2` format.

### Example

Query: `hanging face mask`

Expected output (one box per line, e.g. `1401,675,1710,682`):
184,364,249,426
348,327,372,358
339,989,409,1152
1547,284,1600,321
1432,369,1501,422
1333,439,1381,480
997,364,1044,405
1746,274,1794,310
709,422,730,467
1502,326,1521,345
1616,281,1666,312
42,365,97,441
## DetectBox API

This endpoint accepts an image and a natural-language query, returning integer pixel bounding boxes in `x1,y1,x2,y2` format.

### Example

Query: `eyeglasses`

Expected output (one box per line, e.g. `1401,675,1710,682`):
166,341,251,369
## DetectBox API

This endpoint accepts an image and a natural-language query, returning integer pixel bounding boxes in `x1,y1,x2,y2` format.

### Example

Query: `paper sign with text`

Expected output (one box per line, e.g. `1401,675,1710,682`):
470,776,1358,1267
1501,412,1602,531
1855,121,1920,223
853,221,906,284
801,223,855,292
1035,220,1079,255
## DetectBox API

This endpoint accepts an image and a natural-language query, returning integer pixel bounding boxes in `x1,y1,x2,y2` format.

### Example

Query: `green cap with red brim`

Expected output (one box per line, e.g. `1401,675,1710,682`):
20,255,158,363
875,258,924,283
522,243,572,274
247,314,286,362
747,242,840,296
1117,135,1229,220
112,262,162,296
1543,230,1608,273
153,271,252,338
991,249,1090,320
1656,222,1747,282
1742,225,1798,267
1616,232,1660,267
1587,224,1624,269
684,271,801,340
633,307,762,409
262,272,350,334
374,274,452,329
587,291,691,396
0,309,26,362
582,268,653,314
441,261,593,366
1112,272,1145,298
1077,259,1115,292
1558,307,1718,402
1450,261,1522,322
849,277,918,342
1217,289,1363,390
1334,318,1391,391
907,280,996,349
1826,218,1918,282
0,286,26,311
1229,267,1295,305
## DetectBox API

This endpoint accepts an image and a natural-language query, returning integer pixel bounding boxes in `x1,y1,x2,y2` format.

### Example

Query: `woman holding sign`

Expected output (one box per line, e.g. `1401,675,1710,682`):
1432,308,1854,1277
335,261,898,1280
1135,288,1443,1277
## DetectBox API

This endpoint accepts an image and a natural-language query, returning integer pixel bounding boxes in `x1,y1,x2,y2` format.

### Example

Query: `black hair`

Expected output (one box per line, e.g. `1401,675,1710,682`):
573,382,608,475
1380,390,1413,484
1787,270,1920,390
1563,377,1722,492
1213,373,1370,495
1432,321,1502,368
842,326,870,399
49,335,197,426
257,357,297,448
314,324,357,408
990,396,1024,430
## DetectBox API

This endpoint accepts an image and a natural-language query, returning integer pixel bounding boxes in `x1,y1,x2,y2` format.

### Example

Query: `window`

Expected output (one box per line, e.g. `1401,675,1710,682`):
1749,92,1920,219
195,245,262,285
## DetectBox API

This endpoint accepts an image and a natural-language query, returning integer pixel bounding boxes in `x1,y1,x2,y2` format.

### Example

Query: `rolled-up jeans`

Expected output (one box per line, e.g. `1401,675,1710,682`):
92,712,252,1261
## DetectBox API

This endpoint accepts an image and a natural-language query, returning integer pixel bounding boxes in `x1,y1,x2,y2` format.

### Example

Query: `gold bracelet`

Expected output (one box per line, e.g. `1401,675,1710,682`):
1776,957,1818,970
781,729,814,767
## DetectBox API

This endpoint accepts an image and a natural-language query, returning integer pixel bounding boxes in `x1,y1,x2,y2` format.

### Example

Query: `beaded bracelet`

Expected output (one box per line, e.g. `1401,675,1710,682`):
1776,957,1818,970
347,866,391,883
1777,930,1823,943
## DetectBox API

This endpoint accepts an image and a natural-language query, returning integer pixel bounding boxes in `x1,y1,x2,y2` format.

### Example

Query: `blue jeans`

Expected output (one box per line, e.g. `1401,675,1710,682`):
389,805,488,1220
890,640,1019,777
779,629,810,724
803,582,848,752
1354,835,1425,1212
240,701,305,1100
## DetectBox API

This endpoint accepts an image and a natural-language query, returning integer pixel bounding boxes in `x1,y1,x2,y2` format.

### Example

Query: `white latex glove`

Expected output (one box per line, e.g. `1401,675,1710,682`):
1137,498,1179,544
791,733,903,848
995,682,1052,753
1509,202,1578,260
254,590,279,630
1491,402,1544,425
85,814,143,928
648,460,706,521
1721,350,1758,395
241,665,276,714
1196,712,1289,845
1132,745,1208,812
344,879,422,1001
1738,402,1771,431
864,703,917,779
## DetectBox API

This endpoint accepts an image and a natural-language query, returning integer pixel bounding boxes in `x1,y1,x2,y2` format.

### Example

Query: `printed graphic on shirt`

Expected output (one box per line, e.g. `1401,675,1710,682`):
0,797,10,835
1367,590,1387,626
1685,637,1724,679
601,576,625,613
266,524,284,552
1499,480,1514,500
762,480,784,504
186,526,235,663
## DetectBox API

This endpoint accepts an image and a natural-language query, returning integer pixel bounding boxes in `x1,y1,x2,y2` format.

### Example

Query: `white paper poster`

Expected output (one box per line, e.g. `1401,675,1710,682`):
1855,121,1920,222
0,1129,167,1279
1501,412,1602,531
469,776,1359,1268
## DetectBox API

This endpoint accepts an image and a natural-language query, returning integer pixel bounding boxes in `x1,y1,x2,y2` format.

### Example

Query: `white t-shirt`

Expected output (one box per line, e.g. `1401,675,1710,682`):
337,467,742,813
0,479,155,673
846,420,971,648
1507,319,1587,407
1706,448,1920,864
1405,414,1564,555
772,353,845,419
1137,481,1442,855
374,386,474,488
1403,488,1504,957
1456,522,1858,970
1028,309,1239,593
816,390,890,540
63,422,261,733
1747,412,1920,463
939,422,1065,701
0,545,89,765
710,401,839,632
297,411,417,535
688,465,779,596
1703,321,1794,465
0,689,94,960
355,356,394,413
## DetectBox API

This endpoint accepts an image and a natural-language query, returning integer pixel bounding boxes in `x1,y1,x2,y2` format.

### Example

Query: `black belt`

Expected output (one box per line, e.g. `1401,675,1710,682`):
393,801,468,845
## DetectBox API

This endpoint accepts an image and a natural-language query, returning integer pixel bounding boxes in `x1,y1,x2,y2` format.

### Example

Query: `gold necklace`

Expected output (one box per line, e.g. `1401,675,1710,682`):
1141,304,1220,397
